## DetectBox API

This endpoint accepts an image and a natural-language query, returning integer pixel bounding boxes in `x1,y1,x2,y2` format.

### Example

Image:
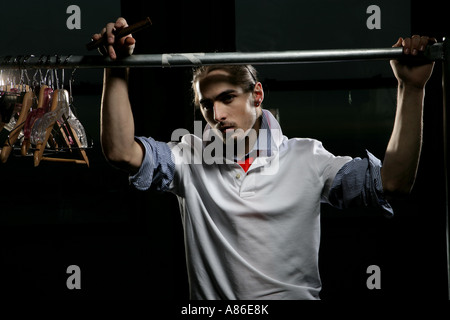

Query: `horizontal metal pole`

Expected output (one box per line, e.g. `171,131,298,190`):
0,43,444,69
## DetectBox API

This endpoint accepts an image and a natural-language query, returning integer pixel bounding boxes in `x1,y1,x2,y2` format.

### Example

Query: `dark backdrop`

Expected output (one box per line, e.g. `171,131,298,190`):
0,0,448,302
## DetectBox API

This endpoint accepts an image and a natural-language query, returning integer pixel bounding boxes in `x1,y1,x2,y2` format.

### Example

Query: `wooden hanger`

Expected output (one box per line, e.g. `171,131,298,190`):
0,85,25,132
33,89,89,167
0,67,90,167
0,90,35,163
21,85,50,156
0,84,27,155
64,120,90,166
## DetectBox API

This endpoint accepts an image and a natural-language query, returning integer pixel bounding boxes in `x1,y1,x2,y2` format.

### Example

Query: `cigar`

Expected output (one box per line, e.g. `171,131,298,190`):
86,17,152,51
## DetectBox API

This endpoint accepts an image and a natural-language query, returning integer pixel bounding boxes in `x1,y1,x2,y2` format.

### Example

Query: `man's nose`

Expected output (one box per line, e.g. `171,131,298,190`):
213,103,227,122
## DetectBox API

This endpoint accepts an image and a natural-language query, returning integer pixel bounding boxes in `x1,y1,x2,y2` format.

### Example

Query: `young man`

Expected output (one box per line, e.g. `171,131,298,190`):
93,17,435,299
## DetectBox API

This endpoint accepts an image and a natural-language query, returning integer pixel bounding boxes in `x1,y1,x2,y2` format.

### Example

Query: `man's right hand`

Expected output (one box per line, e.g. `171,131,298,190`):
92,17,136,60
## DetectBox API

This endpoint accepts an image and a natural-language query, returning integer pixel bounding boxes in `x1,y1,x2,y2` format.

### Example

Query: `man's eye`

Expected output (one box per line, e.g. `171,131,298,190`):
222,95,235,104
202,102,213,110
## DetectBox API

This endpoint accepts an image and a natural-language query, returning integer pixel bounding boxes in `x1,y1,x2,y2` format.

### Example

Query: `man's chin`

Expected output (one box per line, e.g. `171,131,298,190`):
211,128,250,148
223,133,245,144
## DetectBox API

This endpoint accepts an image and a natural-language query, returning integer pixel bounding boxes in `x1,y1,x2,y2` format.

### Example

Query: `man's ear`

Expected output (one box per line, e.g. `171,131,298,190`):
253,82,264,107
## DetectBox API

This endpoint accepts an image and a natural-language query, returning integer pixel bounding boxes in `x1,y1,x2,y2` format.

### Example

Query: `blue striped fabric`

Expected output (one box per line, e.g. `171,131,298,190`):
327,150,394,217
129,136,175,192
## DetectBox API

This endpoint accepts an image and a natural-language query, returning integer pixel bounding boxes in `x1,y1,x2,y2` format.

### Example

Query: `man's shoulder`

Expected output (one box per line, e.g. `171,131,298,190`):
168,133,202,147
284,137,324,150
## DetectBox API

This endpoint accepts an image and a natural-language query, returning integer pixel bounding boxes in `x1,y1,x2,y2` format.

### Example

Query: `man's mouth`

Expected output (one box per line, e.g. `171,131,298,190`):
218,125,235,134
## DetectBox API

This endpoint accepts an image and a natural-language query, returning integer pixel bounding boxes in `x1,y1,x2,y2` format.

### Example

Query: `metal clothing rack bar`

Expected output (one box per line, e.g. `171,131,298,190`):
0,43,444,69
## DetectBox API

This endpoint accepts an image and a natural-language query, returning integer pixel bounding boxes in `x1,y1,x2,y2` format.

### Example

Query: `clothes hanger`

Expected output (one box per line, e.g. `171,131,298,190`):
0,77,25,132
33,87,63,166
63,75,90,166
62,112,90,166
49,68,90,166
21,85,52,155
0,61,90,166
0,90,34,163
0,65,36,162
0,67,28,154
33,88,89,167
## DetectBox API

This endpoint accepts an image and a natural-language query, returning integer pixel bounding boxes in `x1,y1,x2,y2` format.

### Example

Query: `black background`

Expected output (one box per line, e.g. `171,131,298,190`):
0,0,449,304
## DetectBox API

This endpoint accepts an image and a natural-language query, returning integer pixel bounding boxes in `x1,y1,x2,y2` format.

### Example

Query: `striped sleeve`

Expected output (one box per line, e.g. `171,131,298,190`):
129,136,175,192
326,150,394,217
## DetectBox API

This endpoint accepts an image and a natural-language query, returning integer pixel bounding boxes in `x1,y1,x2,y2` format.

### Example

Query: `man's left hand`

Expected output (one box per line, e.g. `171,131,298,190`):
390,35,437,89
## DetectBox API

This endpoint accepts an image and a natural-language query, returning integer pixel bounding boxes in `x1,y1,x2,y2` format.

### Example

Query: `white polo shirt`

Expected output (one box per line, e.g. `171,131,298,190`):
131,110,360,299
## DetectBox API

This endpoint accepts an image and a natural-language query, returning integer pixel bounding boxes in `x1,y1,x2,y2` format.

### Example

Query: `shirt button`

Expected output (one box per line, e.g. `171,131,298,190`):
236,173,241,179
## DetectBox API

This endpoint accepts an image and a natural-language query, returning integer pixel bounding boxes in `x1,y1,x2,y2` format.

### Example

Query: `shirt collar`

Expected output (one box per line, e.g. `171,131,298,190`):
202,108,283,161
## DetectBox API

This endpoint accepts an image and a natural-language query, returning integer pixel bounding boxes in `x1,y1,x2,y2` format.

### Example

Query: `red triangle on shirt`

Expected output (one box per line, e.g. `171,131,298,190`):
238,157,254,173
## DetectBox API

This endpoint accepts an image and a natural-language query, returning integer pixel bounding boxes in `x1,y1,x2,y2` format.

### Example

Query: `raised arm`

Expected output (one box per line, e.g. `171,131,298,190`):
92,17,144,173
381,35,436,195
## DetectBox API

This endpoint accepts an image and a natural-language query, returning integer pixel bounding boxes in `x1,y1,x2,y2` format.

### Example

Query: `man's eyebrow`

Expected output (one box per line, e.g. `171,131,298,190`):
200,89,237,105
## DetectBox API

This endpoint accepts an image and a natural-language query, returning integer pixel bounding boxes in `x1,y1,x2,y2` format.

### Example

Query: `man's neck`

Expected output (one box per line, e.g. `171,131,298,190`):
243,113,263,157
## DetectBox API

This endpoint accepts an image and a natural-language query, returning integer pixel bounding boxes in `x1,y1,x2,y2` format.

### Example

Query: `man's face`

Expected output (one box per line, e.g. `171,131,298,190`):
196,69,260,147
